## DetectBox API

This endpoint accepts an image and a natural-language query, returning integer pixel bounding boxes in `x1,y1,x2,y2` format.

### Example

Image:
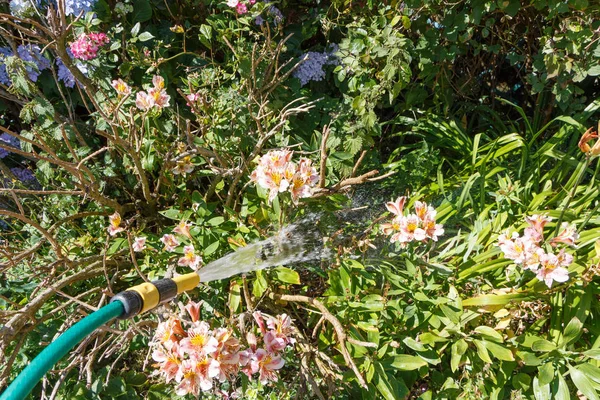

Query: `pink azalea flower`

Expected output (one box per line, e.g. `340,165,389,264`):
185,300,202,323
536,252,570,288
550,223,579,247
178,245,202,270
152,75,165,89
107,212,125,236
266,313,295,344
498,232,529,264
264,331,286,353
173,156,194,175
211,351,240,382
160,234,180,252
414,201,436,221
253,311,267,334
111,79,132,97
422,216,444,242
152,346,183,383
173,221,192,238
148,87,171,108
522,246,545,271
175,358,216,396
154,317,185,349
135,91,155,110
385,196,407,216
524,214,552,243
398,214,427,244
132,236,146,252
179,322,219,357
253,349,285,384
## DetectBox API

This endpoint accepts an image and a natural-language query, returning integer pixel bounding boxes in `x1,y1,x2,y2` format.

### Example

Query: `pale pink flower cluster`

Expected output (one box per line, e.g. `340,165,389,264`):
136,75,171,111
381,196,444,246
497,215,578,288
226,0,256,15
151,304,294,396
107,212,125,236
69,32,109,60
250,150,319,204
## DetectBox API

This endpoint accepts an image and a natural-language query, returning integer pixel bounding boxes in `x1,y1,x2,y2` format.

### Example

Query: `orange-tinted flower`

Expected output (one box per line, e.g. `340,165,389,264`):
579,125,600,155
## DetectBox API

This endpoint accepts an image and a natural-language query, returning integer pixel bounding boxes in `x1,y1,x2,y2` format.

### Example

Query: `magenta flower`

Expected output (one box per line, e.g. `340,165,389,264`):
69,32,109,60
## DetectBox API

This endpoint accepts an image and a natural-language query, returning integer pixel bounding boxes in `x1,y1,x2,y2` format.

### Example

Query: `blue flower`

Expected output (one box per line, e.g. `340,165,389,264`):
293,46,339,86
10,167,36,183
0,133,20,159
0,47,14,86
15,44,51,82
63,0,97,16
9,0,40,17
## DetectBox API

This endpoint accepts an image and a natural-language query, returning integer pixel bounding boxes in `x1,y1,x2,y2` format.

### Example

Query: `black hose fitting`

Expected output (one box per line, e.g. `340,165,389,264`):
110,290,143,320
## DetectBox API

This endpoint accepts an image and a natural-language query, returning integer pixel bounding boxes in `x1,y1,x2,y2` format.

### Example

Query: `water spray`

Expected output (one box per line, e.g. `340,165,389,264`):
0,222,325,400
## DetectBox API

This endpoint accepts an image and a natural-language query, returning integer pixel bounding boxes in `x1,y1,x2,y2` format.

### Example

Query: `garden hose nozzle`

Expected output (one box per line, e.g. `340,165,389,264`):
110,272,200,319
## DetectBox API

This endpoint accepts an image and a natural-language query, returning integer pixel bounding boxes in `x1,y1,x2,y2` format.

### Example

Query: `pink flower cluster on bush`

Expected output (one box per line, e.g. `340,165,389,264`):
498,215,578,288
69,32,109,60
226,0,256,15
250,150,319,204
151,304,294,396
381,196,444,246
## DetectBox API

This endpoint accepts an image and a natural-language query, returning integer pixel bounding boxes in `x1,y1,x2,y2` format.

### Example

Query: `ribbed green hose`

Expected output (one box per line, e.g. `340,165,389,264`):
0,301,124,400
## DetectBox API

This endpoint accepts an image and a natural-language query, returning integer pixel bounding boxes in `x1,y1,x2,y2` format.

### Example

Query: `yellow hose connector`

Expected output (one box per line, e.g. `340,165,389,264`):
173,272,200,294
128,282,160,314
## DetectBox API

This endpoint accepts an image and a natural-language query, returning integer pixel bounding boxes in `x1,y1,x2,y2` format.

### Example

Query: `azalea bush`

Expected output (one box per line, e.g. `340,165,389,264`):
1,0,600,399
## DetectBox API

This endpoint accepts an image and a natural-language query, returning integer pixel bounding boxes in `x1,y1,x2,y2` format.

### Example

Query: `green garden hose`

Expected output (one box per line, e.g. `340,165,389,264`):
0,301,124,400
0,272,200,400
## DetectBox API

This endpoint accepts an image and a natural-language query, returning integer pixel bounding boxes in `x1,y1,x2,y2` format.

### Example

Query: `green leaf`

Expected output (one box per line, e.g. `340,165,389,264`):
130,22,141,37
389,355,427,371
584,349,600,360
138,32,154,42
474,340,492,363
532,339,557,353
570,365,600,400
512,373,532,392
207,216,225,226
228,281,241,314
538,363,555,386
132,0,152,22
159,208,180,220
554,374,571,400
474,326,504,343
533,376,551,400
588,65,600,76
561,317,583,347
274,267,300,285
374,362,409,400
484,341,514,361
203,241,219,256
451,339,468,372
